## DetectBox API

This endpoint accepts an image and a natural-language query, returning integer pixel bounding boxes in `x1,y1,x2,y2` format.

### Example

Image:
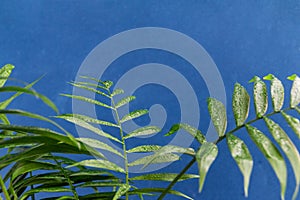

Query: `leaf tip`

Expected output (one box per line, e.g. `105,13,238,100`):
103,80,113,88
165,124,180,136
263,74,275,80
287,74,298,81
3,64,15,70
249,76,260,83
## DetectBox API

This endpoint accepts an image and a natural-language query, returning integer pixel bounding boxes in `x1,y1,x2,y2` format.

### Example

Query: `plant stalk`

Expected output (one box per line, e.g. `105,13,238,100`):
29,172,35,200
109,89,130,200
158,157,196,200
52,155,79,200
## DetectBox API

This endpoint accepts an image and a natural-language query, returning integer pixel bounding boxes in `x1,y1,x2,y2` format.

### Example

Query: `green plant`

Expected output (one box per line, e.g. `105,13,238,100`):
157,74,300,200
56,76,198,200
0,64,299,200
0,65,121,199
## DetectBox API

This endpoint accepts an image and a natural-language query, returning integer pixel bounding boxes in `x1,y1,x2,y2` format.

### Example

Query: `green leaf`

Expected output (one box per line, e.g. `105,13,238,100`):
127,145,161,153
142,145,195,169
20,187,72,200
160,145,195,156
0,143,98,170
124,126,161,139
264,74,284,112
69,82,111,98
0,64,14,88
12,169,116,194
57,113,119,128
288,74,300,108
250,76,268,118
11,161,58,180
111,88,124,96
143,145,195,168
56,196,76,200
0,122,81,152
67,159,125,173
120,109,148,123
79,75,102,82
0,114,10,124
165,123,206,144
165,124,180,136
78,137,123,157
79,76,113,89
196,142,218,192
129,153,179,167
72,81,107,91
281,111,300,139
226,134,253,197
0,175,10,200
70,169,115,177
0,136,57,148
56,114,121,143
128,188,193,200
61,94,112,109
246,124,287,200
130,173,199,182
207,97,227,137
0,125,79,148
0,86,58,113
0,76,40,110
0,109,68,134
232,83,250,126
42,155,79,165
113,184,131,200
77,192,115,199
115,96,136,109
77,181,123,188
264,117,300,200
8,182,17,200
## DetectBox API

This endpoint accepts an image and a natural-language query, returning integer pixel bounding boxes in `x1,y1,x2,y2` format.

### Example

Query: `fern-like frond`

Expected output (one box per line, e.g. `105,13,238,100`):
59,77,184,199
160,74,300,200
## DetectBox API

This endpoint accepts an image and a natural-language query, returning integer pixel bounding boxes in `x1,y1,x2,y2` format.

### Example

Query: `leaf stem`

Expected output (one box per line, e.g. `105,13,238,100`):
29,172,35,200
52,155,79,200
158,157,196,200
158,107,292,199
109,88,130,200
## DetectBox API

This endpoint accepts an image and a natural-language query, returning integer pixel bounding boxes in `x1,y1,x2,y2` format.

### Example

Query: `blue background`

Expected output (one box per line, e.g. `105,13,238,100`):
1,1,300,199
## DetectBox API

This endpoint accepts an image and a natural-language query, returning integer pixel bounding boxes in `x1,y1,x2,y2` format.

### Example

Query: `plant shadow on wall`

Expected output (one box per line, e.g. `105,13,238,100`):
0,64,299,200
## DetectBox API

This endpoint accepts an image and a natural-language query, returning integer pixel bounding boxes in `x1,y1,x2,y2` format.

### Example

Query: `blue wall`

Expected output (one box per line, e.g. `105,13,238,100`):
1,1,300,199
